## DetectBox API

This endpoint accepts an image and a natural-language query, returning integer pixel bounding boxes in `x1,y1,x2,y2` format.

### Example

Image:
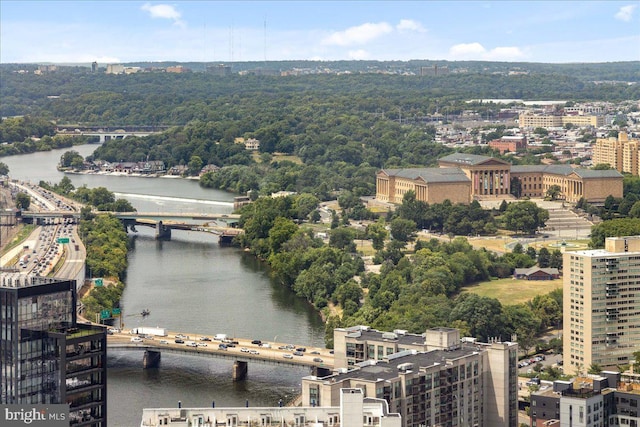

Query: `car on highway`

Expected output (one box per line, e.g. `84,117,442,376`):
174,339,185,344
186,341,198,347
251,339,262,345
283,354,293,359
310,351,320,355
313,357,323,363
240,347,250,353
199,336,211,341
296,347,306,352
249,350,260,355
218,344,227,350
159,340,169,344
293,351,304,356
130,337,143,343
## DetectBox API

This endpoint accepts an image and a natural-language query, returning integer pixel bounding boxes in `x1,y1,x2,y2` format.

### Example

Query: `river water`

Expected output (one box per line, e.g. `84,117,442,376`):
3,146,325,426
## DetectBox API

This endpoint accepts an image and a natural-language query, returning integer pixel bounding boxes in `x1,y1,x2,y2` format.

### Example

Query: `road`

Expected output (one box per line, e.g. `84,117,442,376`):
107,329,335,368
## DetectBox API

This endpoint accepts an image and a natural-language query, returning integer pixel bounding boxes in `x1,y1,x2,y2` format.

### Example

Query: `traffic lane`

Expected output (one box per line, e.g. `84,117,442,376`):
112,331,332,365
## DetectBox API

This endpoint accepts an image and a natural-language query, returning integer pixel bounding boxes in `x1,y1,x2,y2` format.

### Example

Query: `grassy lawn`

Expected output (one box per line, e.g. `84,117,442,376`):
462,277,562,305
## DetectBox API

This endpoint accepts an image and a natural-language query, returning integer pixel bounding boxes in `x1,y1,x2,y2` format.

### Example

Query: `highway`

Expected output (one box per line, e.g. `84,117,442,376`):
107,329,335,370
4,182,84,281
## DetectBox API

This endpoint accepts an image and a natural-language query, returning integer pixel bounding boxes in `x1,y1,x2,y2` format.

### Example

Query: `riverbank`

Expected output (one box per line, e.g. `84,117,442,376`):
62,169,201,181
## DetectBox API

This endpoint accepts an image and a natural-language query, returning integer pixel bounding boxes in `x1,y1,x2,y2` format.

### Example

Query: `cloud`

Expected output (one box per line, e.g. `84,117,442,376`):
485,46,525,60
615,4,637,22
449,43,525,60
396,19,426,33
322,22,393,46
449,42,486,57
141,3,184,26
348,49,370,60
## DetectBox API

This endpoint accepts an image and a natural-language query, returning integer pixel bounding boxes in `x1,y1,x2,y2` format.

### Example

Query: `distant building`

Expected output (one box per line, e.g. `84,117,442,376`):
165,65,189,73
488,135,528,154
105,64,124,74
244,138,260,151
140,388,401,427
375,167,471,205
513,267,560,280
420,65,450,76
309,326,518,427
376,153,623,205
563,236,640,375
0,273,107,425
207,64,232,76
91,61,98,73
518,113,604,128
592,131,640,175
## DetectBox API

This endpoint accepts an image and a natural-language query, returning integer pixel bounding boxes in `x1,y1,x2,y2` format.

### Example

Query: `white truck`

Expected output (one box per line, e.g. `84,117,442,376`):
131,327,168,337
214,333,227,341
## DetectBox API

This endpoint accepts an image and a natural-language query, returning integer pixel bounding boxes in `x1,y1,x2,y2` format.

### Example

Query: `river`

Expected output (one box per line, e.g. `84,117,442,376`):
3,145,325,426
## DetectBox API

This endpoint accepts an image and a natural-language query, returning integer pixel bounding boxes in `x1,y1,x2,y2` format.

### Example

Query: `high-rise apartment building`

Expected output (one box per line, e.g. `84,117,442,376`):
306,327,518,427
593,132,640,175
563,237,640,375
0,273,107,426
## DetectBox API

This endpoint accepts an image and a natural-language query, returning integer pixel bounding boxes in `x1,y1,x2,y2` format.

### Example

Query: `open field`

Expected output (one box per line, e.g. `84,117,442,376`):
462,277,562,305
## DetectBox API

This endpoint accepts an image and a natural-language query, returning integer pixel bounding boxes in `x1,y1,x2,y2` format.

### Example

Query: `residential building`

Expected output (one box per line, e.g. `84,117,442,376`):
375,153,623,205
140,388,402,427
311,326,519,427
488,135,528,154
530,372,640,427
0,273,107,426
563,236,640,375
593,132,640,175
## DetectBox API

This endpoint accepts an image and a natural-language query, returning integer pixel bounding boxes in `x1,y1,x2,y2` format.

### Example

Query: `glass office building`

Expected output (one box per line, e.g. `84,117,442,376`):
0,273,107,426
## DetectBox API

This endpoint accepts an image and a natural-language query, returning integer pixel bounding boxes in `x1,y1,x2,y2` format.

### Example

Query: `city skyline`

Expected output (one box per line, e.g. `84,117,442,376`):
1,1,639,64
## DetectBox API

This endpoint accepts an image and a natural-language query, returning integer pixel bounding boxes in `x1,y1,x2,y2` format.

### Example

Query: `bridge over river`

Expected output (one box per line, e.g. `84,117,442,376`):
20,211,242,241
107,330,334,381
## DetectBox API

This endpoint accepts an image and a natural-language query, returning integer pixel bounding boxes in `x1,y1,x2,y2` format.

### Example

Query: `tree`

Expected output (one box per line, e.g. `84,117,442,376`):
389,218,417,244
593,163,613,170
187,155,203,176
549,250,563,270
546,185,561,201
537,247,550,268
588,363,603,375
329,227,356,252
0,162,9,175
15,192,31,209
502,201,549,235
367,220,388,251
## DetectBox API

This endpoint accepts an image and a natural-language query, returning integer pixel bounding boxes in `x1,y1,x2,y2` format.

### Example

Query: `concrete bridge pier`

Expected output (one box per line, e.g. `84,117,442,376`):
156,221,172,240
143,350,161,368
232,361,248,381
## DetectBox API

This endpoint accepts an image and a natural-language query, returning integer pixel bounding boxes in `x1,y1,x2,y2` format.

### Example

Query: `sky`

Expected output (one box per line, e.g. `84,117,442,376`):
1,1,639,64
